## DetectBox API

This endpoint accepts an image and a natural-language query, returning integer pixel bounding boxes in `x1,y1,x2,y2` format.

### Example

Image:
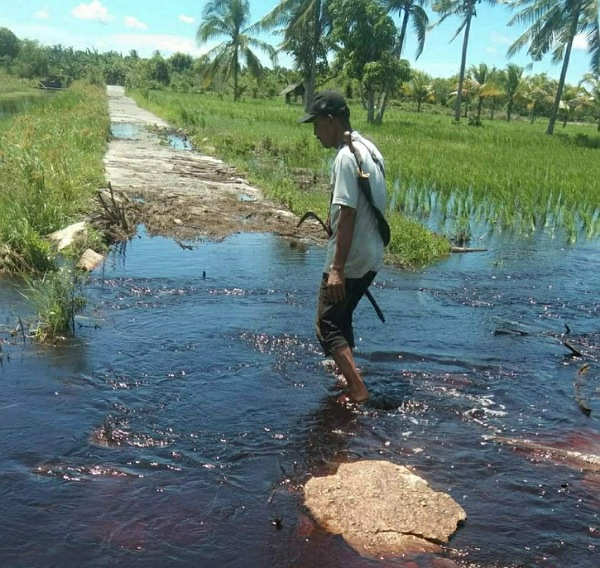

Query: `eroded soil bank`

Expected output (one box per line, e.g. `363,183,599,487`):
104,85,323,244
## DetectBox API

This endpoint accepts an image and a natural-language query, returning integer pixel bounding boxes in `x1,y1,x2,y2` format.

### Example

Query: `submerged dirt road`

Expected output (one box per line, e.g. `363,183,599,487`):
104,85,322,243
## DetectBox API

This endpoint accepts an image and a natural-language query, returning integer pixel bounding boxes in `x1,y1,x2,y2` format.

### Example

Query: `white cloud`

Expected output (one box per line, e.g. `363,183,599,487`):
124,16,147,30
573,34,588,50
486,47,498,55
72,1,115,23
490,31,512,46
179,15,196,24
34,9,50,20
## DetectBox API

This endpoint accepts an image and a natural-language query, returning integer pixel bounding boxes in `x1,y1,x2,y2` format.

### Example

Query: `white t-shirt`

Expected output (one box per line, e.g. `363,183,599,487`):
325,131,387,278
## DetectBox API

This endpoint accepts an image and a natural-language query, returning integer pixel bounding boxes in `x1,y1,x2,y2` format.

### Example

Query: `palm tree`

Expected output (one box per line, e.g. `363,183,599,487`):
580,73,600,130
196,0,277,101
499,64,525,121
382,0,429,121
469,63,503,122
386,0,429,59
402,70,434,111
523,73,556,123
558,83,589,126
432,0,498,122
258,0,330,110
507,0,600,134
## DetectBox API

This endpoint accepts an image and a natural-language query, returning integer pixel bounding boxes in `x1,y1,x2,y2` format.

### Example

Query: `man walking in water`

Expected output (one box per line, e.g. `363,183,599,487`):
299,90,387,403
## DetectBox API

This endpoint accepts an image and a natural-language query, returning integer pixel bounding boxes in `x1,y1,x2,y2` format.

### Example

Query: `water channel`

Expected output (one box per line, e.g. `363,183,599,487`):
0,93,47,120
1,223,600,567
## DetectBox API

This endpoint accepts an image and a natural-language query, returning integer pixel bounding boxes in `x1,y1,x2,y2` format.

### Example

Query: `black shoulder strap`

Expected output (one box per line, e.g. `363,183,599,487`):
353,138,386,178
344,134,390,246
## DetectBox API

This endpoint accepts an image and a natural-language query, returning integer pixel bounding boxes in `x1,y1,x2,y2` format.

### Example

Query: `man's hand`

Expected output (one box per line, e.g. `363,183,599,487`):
327,266,345,303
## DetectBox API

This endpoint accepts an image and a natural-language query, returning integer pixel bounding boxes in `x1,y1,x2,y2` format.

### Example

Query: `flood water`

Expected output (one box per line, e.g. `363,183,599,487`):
1,225,600,568
0,93,47,120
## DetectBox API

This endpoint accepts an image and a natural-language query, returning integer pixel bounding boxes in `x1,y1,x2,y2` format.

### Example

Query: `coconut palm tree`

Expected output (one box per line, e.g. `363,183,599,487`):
557,83,588,126
258,0,330,110
499,63,525,121
432,0,498,122
402,70,434,111
377,0,429,122
196,0,277,101
468,63,503,122
386,0,429,59
580,73,600,130
523,72,556,123
507,0,600,134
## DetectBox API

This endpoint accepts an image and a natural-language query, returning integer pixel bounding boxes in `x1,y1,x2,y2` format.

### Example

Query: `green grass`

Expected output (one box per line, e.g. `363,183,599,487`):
0,81,109,272
0,72,39,96
21,263,88,341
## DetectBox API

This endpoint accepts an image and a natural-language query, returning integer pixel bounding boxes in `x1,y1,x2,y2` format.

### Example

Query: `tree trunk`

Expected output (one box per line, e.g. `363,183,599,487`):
547,1,580,135
376,10,410,125
477,97,483,121
507,101,512,122
454,9,473,122
375,88,389,124
233,49,239,102
367,89,375,123
304,0,322,111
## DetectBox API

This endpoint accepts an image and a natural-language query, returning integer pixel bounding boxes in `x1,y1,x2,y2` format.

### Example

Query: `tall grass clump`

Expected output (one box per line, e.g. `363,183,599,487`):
21,263,87,342
0,82,109,272
132,90,600,249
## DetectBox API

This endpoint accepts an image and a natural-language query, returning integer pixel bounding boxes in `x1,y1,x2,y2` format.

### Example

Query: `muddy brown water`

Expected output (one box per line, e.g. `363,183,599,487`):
1,225,600,568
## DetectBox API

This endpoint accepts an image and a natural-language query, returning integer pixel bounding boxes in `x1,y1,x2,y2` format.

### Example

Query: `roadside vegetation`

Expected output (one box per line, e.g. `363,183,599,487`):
0,81,108,272
0,81,109,338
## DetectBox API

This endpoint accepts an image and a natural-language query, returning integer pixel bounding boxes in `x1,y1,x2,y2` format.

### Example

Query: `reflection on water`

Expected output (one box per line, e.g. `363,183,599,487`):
1,228,599,567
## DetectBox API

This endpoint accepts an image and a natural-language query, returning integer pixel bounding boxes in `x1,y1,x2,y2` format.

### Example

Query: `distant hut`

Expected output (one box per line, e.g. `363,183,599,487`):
280,82,305,105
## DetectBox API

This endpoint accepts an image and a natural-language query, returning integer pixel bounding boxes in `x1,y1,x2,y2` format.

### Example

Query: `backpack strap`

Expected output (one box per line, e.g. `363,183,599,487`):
343,132,390,246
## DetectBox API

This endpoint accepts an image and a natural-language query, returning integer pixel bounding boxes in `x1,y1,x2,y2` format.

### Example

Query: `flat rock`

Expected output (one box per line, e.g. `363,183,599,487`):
304,460,466,556
47,221,87,251
77,249,104,271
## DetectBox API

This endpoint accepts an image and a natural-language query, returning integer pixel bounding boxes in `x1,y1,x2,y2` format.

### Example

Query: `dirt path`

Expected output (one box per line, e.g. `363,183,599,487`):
103,85,323,244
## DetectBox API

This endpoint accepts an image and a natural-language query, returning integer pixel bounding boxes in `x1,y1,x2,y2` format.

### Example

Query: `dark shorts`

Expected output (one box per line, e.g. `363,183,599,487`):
315,271,377,356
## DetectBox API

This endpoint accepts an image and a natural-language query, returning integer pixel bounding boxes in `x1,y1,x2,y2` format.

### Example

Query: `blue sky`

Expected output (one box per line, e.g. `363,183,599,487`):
0,0,594,84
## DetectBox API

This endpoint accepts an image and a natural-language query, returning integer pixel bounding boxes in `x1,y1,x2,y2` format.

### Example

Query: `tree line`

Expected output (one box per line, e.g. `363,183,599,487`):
1,0,598,132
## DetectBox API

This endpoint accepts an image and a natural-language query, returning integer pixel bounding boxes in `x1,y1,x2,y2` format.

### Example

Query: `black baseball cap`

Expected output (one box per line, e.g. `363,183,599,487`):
298,90,350,123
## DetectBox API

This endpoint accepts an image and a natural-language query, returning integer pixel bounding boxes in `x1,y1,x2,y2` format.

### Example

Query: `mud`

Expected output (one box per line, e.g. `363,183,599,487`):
103,86,325,244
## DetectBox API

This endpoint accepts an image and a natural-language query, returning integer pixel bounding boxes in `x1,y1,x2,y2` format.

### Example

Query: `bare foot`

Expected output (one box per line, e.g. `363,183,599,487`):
336,389,368,405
